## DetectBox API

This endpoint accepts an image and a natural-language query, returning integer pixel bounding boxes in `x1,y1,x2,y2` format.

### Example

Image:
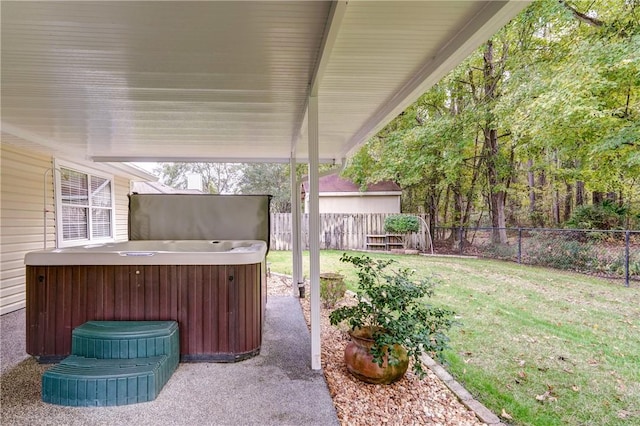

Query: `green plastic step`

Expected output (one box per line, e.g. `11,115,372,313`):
72,321,179,369
42,355,174,406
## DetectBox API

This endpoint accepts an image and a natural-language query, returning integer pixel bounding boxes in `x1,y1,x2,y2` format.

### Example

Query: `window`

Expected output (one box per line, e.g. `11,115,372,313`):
55,161,115,247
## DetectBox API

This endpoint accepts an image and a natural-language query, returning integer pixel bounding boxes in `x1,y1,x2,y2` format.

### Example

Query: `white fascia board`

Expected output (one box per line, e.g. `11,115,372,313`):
53,156,156,182
103,163,157,181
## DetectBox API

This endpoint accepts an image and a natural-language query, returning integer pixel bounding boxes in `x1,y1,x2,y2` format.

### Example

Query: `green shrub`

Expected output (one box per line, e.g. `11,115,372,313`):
566,200,631,230
482,242,517,261
329,253,455,377
526,233,595,272
319,273,346,308
384,215,419,234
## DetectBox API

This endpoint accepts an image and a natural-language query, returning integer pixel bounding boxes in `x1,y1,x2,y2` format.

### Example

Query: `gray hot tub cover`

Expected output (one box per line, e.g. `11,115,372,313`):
128,194,271,250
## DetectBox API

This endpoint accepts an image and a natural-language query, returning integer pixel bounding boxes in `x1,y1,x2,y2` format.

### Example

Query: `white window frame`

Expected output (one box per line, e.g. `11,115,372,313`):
54,159,116,248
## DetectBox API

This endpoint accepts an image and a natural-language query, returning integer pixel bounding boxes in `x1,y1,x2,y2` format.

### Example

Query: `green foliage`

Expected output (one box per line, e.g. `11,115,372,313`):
319,273,346,308
482,242,517,261
344,0,640,228
384,215,420,234
526,233,595,271
329,254,455,377
596,252,640,277
566,200,631,230
237,163,292,213
153,162,242,194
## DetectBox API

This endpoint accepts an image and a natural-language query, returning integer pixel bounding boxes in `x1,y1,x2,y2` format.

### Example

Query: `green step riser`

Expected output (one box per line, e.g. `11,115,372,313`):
72,333,179,360
45,356,170,376
43,373,162,406
42,321,180,407
42,356,174,406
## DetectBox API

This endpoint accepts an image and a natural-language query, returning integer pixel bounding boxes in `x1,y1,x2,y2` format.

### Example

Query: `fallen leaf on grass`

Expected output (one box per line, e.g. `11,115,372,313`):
501,409,513,420
536,386,558,403
535,392,549,402
571,385,580,392
617,410,632,419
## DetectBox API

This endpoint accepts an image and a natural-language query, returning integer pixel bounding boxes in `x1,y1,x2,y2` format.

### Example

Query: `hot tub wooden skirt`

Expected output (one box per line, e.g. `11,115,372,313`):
26,263,265,363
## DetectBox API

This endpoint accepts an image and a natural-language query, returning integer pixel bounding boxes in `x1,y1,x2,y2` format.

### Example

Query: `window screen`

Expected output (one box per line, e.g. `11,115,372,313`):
58,166,114,245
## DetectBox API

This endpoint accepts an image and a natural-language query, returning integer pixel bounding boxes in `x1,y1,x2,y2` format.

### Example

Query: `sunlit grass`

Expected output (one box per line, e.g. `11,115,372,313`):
267,250,640,426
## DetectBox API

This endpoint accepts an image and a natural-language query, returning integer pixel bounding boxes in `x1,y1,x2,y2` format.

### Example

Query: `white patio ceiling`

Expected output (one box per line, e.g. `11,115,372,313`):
1,1,529,164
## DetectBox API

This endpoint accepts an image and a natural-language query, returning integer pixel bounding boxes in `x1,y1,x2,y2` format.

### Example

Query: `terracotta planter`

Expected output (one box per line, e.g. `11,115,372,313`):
344,327,409,384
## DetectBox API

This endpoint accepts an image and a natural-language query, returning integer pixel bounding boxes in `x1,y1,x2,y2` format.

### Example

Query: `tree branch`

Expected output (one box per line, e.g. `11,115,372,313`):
558,0,605,27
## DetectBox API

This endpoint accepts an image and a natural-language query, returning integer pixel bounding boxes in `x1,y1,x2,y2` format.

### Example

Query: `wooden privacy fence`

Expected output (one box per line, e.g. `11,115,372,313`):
269,213,430,251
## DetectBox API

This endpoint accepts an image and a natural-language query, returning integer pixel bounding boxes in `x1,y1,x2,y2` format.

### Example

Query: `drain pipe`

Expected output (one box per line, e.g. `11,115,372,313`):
43,168,52,249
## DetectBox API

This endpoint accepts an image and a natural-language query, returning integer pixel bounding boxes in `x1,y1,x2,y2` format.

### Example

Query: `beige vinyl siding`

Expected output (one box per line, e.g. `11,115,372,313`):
1,143,137,315
114,176,130,241
1,143,54,315
319,195,401,214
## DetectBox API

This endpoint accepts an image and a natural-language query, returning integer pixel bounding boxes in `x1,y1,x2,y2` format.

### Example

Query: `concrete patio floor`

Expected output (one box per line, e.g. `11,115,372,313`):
0,296,339,425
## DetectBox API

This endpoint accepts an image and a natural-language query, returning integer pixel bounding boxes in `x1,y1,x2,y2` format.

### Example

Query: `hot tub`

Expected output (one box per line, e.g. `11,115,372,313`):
25,240,267,363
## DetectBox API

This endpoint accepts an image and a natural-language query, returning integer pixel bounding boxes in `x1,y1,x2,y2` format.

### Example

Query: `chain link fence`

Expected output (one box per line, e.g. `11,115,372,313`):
432,227,640,287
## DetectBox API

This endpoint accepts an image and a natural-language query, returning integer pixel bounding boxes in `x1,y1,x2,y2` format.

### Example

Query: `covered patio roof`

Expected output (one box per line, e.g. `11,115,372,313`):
1,0,530,371
1,1,528,164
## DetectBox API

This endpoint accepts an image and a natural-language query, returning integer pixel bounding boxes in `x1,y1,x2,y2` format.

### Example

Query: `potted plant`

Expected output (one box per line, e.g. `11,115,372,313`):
329,253,454,384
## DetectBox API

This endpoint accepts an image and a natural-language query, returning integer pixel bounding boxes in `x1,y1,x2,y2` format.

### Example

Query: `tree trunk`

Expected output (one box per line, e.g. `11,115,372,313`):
442,185,450,228
592,191,603,205
527,159,546,227
576,181,585,206
553,189,560,225
564,182,573,223
453,185,463,228
528,160,536,213
482,40,508,244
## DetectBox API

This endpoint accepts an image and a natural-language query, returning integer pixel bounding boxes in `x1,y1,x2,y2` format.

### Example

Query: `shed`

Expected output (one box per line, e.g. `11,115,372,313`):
301,172,401,214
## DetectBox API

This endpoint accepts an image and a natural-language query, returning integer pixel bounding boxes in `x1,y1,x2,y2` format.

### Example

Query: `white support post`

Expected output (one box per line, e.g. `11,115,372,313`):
308,95,321,370
289,155,303,297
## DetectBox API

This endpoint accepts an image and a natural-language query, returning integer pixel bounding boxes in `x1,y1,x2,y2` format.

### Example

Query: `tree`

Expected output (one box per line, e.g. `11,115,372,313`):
344,0,640,231
237,163,293,213
154,163,242,194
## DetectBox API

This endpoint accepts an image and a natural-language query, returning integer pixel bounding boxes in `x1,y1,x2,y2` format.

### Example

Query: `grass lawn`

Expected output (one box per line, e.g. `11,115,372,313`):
267,250,640,426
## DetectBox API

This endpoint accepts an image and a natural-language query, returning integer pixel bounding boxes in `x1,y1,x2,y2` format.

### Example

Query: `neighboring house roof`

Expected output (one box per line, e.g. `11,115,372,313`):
301,172,401,195
132,181,204,194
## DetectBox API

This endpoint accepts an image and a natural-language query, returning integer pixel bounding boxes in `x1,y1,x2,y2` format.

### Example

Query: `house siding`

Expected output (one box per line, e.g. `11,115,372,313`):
1,143,136,315
114,176,131,241
319,195,401,214
1,143,54,315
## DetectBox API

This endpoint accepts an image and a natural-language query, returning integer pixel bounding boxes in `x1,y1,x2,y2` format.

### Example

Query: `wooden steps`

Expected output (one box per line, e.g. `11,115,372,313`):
42,321,179,407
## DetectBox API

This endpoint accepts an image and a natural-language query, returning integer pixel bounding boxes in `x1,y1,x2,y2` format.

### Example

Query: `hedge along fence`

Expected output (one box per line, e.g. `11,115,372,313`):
269,213,639,286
